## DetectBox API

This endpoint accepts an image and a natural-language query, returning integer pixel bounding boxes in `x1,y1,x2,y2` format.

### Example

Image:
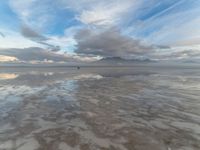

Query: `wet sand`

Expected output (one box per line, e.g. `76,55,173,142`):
0,67,200,150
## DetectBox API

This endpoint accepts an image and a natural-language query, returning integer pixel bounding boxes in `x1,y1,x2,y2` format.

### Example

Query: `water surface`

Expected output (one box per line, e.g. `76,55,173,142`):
0,66,200,150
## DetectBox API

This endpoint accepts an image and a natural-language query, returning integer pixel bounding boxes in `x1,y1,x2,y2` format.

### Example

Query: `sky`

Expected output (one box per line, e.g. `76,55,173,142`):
0,0,200,64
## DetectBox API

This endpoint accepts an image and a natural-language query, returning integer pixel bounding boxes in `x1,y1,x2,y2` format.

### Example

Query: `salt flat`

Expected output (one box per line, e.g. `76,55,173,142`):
0,66,200,150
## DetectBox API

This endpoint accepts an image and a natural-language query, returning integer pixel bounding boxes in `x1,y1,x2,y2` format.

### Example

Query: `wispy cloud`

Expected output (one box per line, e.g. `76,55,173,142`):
76,0,139,26
20,24,62,52
0,29,42,48
0,0,200,63
0,32,5,38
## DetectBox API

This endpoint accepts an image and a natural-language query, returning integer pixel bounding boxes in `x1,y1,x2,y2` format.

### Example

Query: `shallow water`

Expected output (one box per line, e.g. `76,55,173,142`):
0,66,200,150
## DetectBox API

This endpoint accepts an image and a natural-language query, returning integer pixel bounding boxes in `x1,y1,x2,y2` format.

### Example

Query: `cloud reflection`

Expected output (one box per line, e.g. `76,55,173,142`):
0,73,18,80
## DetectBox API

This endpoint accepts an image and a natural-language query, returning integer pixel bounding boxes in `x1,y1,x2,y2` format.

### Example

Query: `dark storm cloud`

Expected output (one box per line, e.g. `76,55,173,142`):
75,27,155,58
0,47,73,62
20,25,60,52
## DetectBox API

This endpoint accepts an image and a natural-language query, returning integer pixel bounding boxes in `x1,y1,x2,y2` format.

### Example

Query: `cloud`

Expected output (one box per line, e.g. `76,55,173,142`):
168,49,200,59
0,55,18,62
0,47,71,62
0,47,99,63
0,29,42,48
75,27,154,58
60,0,141,26
9,0,138,27
148,47,200,61
21,24,47,41
129,1,200,47
69,54,100,62
0,32,5,38
45,35,76,53
9,0,59,29
20,25,61,52
5,0,200,62
77,0,136,26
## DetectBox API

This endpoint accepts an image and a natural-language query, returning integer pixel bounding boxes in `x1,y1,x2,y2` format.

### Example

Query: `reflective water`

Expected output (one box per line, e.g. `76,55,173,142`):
0,66,200,150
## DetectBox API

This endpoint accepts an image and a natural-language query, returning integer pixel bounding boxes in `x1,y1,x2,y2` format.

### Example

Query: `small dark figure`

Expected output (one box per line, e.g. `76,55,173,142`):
77,66,80,70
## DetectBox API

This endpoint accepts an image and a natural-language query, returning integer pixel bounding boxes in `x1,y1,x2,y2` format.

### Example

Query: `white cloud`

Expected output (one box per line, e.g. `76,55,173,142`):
9,0,142,27
61,0,140,26
0,55,18,62
78,1,133,26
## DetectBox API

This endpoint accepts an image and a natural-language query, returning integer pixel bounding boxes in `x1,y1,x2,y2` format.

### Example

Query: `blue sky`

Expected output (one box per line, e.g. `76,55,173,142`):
0,0,200,63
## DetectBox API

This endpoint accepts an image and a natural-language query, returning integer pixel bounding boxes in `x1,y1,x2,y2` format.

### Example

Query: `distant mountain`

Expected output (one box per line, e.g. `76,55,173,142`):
96,57,156,65
99,57,125,62
181,60,200,64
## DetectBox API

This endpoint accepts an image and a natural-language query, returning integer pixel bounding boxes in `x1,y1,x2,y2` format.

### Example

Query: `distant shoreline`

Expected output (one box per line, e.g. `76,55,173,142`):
0,63,200,69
